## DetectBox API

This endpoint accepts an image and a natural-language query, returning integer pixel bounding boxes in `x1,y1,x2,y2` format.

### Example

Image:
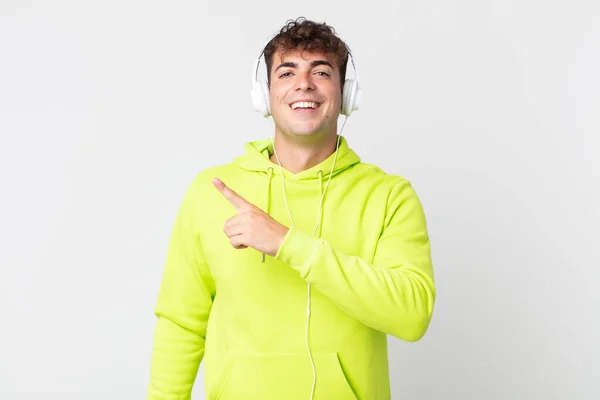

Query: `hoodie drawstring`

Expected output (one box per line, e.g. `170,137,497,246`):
261,168,325,263
262,166,274,263
317,170,324,238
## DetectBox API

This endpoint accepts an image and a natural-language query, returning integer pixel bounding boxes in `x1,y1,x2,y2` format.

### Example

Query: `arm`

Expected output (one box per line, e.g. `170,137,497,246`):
148,176,216,399
274,179,435,342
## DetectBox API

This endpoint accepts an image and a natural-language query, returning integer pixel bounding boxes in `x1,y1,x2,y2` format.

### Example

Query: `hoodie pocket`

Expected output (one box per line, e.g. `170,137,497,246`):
213,351,357,400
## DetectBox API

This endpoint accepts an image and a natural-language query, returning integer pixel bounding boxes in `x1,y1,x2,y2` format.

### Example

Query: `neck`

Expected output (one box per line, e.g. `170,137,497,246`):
269,131,338,174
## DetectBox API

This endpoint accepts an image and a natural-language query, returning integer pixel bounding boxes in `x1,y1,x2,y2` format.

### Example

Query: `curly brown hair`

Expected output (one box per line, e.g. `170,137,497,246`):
263,17,349,88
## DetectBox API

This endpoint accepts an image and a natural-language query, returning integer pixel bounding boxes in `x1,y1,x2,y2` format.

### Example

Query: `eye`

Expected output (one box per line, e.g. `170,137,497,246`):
315,71,330,77
279,71,293,78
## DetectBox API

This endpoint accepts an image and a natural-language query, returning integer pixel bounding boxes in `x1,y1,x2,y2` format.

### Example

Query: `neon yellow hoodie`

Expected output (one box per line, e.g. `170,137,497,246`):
148,135,435,399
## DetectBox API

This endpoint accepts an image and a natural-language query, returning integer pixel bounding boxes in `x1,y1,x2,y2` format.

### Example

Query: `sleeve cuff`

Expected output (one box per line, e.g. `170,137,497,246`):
274,227,323,278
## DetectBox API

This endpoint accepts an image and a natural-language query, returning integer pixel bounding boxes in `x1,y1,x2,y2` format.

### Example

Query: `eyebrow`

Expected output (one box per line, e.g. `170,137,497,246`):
274,59,333,72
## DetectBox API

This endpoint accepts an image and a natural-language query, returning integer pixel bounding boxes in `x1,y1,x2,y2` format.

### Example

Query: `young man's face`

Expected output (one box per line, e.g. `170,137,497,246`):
268,49,342,139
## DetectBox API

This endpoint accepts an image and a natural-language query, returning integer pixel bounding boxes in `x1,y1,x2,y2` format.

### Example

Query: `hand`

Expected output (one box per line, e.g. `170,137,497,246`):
212,177,289,257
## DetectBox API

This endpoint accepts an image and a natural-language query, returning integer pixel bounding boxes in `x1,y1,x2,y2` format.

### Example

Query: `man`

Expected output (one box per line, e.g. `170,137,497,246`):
148,17,435,400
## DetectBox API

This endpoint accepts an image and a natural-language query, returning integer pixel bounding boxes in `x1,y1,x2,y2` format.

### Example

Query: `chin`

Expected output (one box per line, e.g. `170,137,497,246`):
292,129,319,136
284,124,321,137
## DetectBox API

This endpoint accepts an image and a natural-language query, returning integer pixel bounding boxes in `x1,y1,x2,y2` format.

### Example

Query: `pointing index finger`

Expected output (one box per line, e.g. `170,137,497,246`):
213,177,253,211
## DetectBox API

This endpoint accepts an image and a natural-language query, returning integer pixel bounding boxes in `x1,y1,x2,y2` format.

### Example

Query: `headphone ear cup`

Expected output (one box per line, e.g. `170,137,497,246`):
341,79,361,116
261,80,271,116
251,80,271,117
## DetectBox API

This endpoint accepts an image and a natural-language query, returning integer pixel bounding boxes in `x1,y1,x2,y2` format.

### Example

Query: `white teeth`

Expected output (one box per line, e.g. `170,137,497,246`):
291,101,317,109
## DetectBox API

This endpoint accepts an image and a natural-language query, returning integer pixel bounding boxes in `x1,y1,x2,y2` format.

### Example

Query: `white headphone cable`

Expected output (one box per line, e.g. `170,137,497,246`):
265,115,348,400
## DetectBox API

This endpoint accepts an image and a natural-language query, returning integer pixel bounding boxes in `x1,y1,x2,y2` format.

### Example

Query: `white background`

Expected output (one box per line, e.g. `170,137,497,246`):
1,1,598,399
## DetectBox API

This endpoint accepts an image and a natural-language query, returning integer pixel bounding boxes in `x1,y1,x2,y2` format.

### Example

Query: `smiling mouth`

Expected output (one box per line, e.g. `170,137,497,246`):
290,101,320,110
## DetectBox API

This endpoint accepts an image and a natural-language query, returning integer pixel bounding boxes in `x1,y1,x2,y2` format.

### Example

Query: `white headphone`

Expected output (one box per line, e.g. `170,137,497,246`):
251,41,362,117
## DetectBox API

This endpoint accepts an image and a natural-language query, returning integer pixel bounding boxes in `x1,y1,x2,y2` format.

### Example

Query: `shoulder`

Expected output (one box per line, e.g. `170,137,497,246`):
351,161,415,194
186,163,235,190
350,162,424,217
352,163,427,228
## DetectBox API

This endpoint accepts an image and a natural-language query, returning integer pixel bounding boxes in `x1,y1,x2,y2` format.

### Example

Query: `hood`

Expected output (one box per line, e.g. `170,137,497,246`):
232,135,361,182
232,135,361,262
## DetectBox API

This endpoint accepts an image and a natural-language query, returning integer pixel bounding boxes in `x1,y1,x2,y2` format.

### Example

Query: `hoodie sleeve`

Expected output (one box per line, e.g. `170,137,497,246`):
148,176,216,399
274,178,435,342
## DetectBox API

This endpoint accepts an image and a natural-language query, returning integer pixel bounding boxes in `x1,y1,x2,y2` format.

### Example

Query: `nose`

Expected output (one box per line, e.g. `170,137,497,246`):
294,72,315,91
